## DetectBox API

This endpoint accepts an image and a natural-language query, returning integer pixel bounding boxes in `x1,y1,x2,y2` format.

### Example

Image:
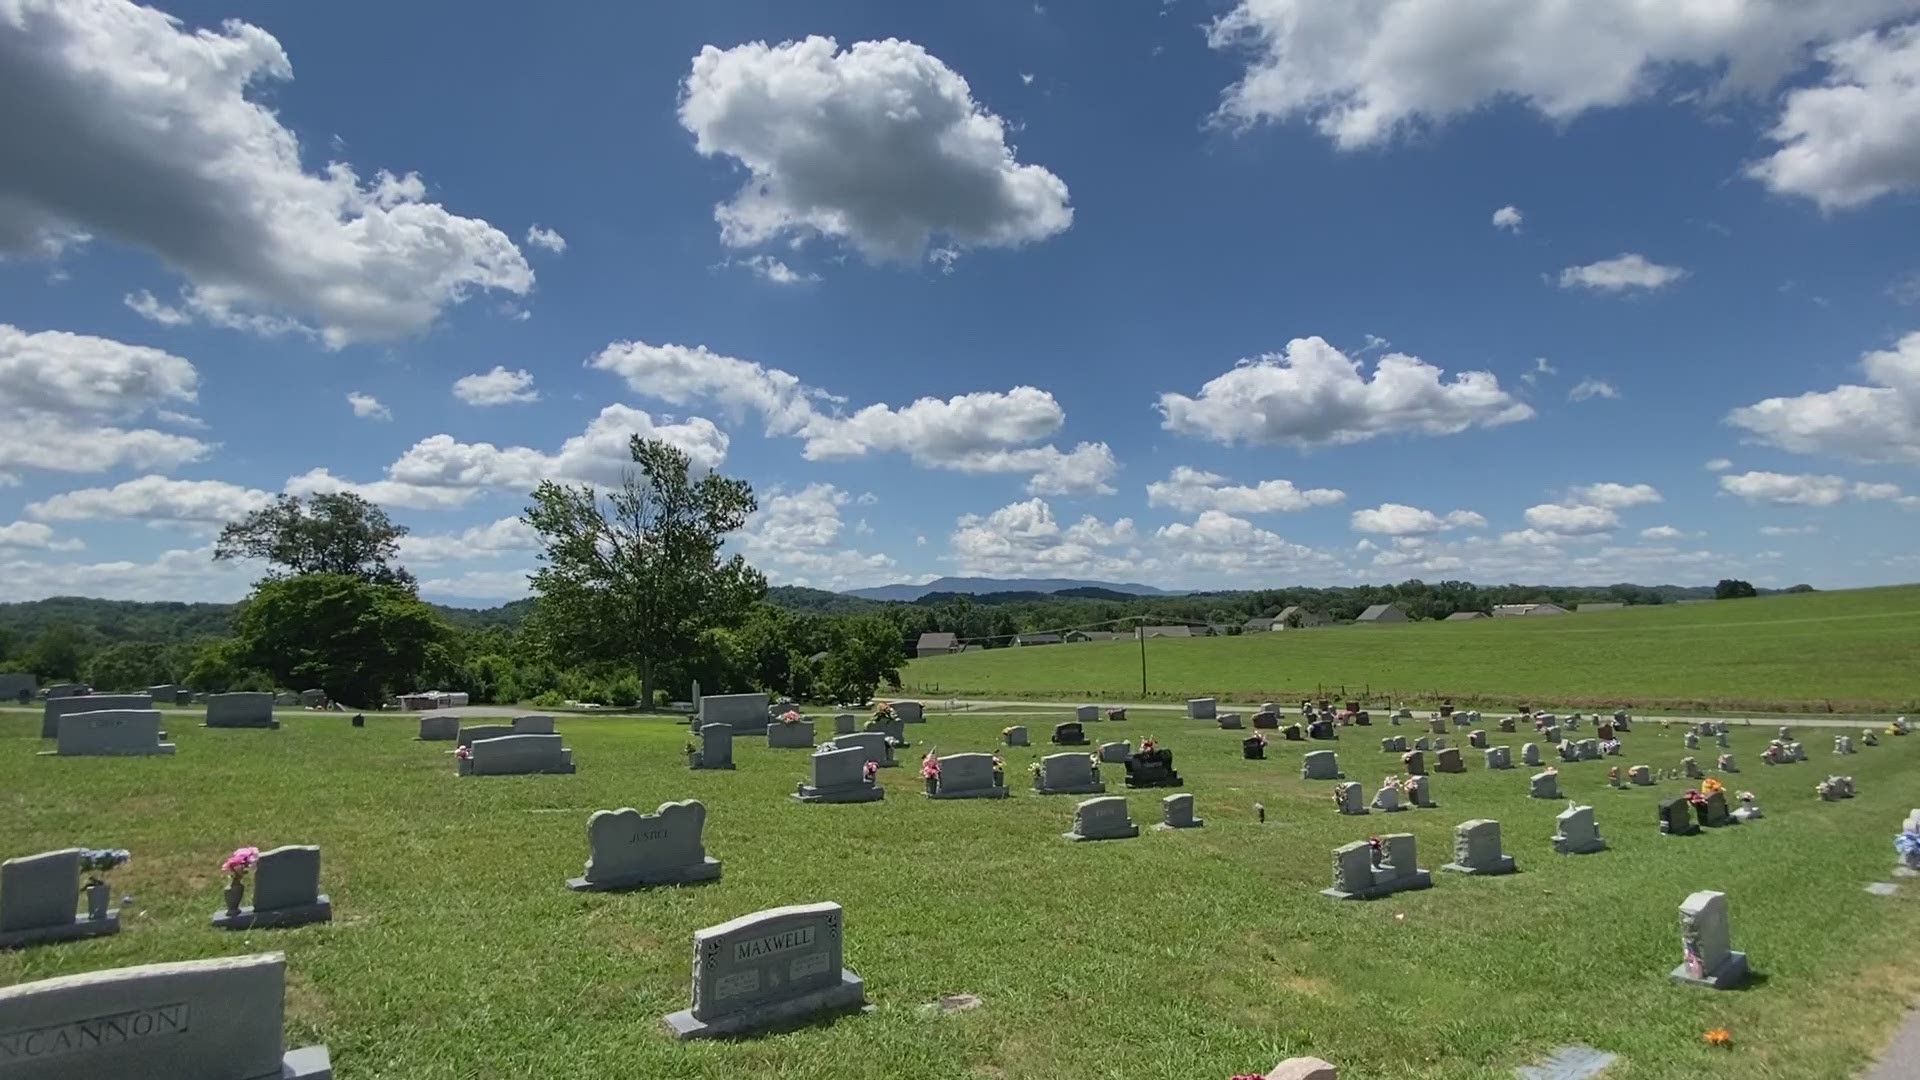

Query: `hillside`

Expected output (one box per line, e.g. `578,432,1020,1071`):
900,584,1920,713
844,576,1170,601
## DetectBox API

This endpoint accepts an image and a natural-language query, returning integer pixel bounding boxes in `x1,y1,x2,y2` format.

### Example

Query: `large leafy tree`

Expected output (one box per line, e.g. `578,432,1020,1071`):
214,492,413,586
818,614,904,706
230,574,453,706
523,437,764,705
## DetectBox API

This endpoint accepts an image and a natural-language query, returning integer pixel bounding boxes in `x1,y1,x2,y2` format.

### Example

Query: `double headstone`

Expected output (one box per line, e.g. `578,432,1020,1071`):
212,845,331,930
0,952,330,1076
768,717,816,749
1156,793,1204,830
204,692,279,729
1529,771,1560,800
663,902,868,1039
41,693,152,739
570,801,722,890
1484,746,1512,770
1381,735,1407,753
1659,798,1700,836
927,753,1008,800
0,848,121,948
1670,890,1749,989
1323,833,1432,900
465,733,576,775
1123,748,1183,788
512,714,555,735
43,710,175,757
793,745,885,803
688,724,736,770
1434,747,1465,773
696,692,770,736
418,715,459,741
1552,805,1608,854
1063,796,1139,841
1051,721,1088,746
1033,752,1105,795
1186,698,1216,720
826,732,893,769
1302,750,1343,780
1443,819,1516,875
1217,712,1245,730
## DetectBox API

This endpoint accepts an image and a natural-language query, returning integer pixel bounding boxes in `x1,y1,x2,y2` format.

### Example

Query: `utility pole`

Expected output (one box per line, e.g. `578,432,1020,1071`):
1137,616,1148,698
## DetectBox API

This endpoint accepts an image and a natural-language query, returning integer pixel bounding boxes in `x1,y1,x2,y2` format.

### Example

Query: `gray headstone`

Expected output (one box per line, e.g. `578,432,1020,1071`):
1370,783,1402,812
827,732,893,769
1075,704,1099,722
214,846,331,930
1064,795,1139,841
1301,750,1342,780
0,952,329,1078
1401,750,1426,775
40,693,152,739
418,715,459,741
664,902,866,1039
1521,743,1542,767
204,692,278,729
1485,746,1512,770
570,800,722,890
1156,792,1203,830
1671,890,1748,989
793,745,884,804
1443,819,1515,875
1404,774,1434,808
456,724,514,748
928,753,1005,799
1,849,83,938
767,718,816,749
692,724,735,770
1186,698,1216,720
1098,741,1131,764
1217,712,1244,730
1552,805,1607,854
1434,747,1464,773
1529,771,1560,800
465,733,575,776
512,714,555,735
697,692,770,735
892,701,925,724
49,710,175,757
834,713,857,735
1002,725,1029,747
1035,752,1103,795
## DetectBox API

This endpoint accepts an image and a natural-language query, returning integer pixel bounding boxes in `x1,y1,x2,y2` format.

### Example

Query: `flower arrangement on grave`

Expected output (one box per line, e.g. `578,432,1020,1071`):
1895,829,1920,868
1250,732,1268,746
1542,766,1558,777
991,754,1005,784
1106,708,1124,721
1329,786,1346,809
1607,766,1620,781
1400,774,1420,796
221,846,259,917
1002,726,1017,737
1029,760,1044,780
1704,1028,1732,1049
862,760,879,783
1738,790,1755,803
920,751,941,793
872,702,897,722
1367,835,1384,863
78,848,130,921
779,710,803,725
1684,789,1708,807
1700,777,1725,796
1139,737,1159,755
456,744,473,761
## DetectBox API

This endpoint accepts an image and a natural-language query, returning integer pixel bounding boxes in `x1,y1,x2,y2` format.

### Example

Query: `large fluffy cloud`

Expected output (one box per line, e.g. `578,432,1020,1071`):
1349,503,1485,536
0,0,532,345
0,546,253,602
452,366,540,407
395,517,540,564
1146,466,1345,514
1157,336,1532,448
949,498,1142,578
1522,503,1621,535
0,521,82,551
0,324,206,475
679,36,1071,262
1154,510,1341,576
287,405,730,510
736,483,898,589
1727,332,1920,464
28,476,271,524
589,340,1116,494
1749,23,1920,208
1569,482,1664,509
1719,470,1920,507
1205,0,1912,148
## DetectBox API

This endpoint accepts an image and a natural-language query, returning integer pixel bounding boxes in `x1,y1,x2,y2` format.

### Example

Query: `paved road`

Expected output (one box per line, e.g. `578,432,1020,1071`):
918,698,1901,730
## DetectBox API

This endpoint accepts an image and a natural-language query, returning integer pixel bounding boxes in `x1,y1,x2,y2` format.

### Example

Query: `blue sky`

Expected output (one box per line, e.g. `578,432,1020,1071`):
3,0,1920,605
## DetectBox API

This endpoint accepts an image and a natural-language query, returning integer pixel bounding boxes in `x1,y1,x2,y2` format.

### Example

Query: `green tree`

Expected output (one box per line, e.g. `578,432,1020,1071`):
1715,578,1758,600
85,641,173,691
215,492,414,586
231,574,453,706
818,615,904,705
184,638,258,693
23,624,89,682
522,437,764,705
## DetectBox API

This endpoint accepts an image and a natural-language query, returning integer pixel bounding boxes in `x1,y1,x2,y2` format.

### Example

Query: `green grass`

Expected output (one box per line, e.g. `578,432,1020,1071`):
903,585,1920,713
6,708,1920,1078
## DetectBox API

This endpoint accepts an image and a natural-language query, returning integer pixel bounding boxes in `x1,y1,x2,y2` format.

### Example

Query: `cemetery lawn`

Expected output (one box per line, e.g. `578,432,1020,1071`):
7,711,1920,1079
902,584,1920,714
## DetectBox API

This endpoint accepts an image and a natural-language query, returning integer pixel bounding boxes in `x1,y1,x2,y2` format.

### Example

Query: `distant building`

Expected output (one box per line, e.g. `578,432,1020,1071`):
1063,630,1121,643
0,672,35,703
1243,617,1276,633
1136,625,1193,640
1355,604,1410,624
1274,605,1327,629
1492,603,1569,618
1444,611,1489,621
916,632,961,658
1577,602,1626,613
1012,633,1063,647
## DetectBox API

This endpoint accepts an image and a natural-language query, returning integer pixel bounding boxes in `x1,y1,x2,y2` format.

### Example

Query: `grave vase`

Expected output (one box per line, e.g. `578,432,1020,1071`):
924,776,939,796
224,878,246,918
86,881,111,921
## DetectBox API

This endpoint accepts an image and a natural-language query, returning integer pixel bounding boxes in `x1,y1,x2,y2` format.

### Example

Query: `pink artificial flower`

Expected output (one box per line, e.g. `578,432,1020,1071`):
862,760,879,781
455,745,472,760
221,847,259,876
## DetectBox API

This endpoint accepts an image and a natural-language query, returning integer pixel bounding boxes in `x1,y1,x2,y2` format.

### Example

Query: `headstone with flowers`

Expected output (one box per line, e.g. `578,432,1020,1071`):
1123,739,1183,788
1894,813,1920,875
1032,752,1105,795
1695,786,1734,828
1244,733,1268,760
1671,890,1749,990
793,745,885,804
1863,728,1880,747
1404,774,1436,808
0,847,128,948
768,710,816,749
1716,752,1738,772
1895,717,1911,735
1629,764,1654,786
864,706,906,746
213,845,331,930
1332,782,1367,816
1371,777,1405,812
1322,833,1431,900
1659,797,1700,836
1002,725,1028,747
827,732,895,769
1400,749,1426,776
924,752,1008,800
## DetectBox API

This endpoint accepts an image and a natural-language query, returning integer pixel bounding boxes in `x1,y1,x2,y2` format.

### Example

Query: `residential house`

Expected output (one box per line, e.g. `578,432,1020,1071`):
1243,617,1277,633
1136,625,1193,640
916,632,961,658
1492,603,1569,617
1443,611,1490,621
1355,603,1410,624
1063,630,1120,643
1012,633,1063,647
1274,605,1327,628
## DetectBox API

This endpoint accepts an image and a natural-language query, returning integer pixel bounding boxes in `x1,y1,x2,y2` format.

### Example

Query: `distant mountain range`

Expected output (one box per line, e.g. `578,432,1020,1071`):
843,577,1174,602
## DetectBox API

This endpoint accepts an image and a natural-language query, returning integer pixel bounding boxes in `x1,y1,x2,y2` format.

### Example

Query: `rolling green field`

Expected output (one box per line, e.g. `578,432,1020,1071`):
902,586,1920,714
5,708,1920,1078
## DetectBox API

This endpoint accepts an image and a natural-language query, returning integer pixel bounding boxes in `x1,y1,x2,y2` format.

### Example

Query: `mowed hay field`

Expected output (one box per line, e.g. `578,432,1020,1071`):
6,709,1920,1078
903,586,1920,713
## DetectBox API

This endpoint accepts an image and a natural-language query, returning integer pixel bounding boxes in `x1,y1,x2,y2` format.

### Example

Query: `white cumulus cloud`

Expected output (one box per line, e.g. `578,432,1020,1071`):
1569,482,1663,509
1492,205,1523,231
1558,254,1687,292
1158,336,1533,448
0,0,534,346
452,366,540,407
1568,377,1621,402
1146,466,1345,514
679,36,1072,262
28,476,272,524
0,323,206,475
524,224,567,254
1522,503,1620,535
1748,24,1920,209
1719,469,1918,507
0,521,83,551
737,483,898,589
396,517,540,564
1349,503,1485,536
347,392,391,421
1726,331,1920,465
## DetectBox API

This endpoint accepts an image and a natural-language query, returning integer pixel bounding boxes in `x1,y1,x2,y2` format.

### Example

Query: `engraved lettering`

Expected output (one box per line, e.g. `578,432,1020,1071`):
0,1004,188,1062
732,925,816,962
